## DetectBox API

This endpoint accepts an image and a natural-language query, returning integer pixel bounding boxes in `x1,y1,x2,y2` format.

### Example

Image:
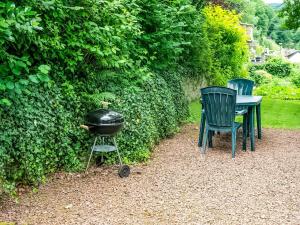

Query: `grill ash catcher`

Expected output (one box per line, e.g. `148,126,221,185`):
81,109,130,178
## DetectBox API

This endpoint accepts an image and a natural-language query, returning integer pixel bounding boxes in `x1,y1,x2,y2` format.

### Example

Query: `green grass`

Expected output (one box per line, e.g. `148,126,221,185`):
189,98,300,129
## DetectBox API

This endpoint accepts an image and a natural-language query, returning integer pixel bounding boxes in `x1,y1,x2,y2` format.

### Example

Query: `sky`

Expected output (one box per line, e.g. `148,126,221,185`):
264,0,283,3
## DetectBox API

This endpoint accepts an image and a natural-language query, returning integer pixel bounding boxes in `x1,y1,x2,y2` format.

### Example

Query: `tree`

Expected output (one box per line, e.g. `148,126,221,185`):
280,0,300,29
201,5,249,84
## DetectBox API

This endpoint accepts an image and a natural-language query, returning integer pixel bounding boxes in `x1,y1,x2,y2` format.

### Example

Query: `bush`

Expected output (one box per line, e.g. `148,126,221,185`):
0,69,188,195
264,57,293,78
291,67,300,88
254,84,300,100
250,70,273,86
0,0,199,104
200,5,249,85
0,82,88,194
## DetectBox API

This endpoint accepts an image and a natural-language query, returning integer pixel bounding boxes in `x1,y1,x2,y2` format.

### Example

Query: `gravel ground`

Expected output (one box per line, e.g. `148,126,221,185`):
1,126,300,225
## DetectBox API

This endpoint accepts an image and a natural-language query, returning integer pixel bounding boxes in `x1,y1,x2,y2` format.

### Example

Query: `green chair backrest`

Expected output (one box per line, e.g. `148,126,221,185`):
201,87,237,128
227,78,254,95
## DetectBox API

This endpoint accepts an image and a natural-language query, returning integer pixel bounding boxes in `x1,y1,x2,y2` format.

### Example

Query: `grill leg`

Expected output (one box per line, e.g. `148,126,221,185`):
113,137,123,166
85,136,98,172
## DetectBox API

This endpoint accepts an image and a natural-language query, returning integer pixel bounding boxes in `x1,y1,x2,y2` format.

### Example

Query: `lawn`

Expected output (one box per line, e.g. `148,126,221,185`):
189,98,300,129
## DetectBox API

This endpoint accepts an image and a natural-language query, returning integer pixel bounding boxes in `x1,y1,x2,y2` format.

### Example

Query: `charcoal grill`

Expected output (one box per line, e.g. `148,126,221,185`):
82,109,130,178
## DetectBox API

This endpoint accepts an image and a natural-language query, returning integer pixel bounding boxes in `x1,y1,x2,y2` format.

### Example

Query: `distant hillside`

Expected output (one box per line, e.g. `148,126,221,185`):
268,3,283,10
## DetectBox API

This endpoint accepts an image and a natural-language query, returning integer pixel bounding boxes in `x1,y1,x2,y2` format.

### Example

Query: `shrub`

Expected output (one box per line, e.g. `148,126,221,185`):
0,82,88,194
0,69,188,195
291,67,300,88
250,70,273,86
200,5,249,85
254,84,300,100
264,57,293,78
0,2,51,106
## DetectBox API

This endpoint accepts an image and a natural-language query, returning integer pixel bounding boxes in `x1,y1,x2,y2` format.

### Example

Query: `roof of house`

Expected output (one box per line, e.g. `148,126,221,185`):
286,50,300,58
240,23,254,27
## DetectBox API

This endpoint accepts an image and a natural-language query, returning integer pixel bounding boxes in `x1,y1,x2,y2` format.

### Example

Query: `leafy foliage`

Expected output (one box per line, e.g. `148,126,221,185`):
291,66,300,87
250,60,300,100
254,84,300,100
200,5,249,85
221,0,300,49
280,0,300,29
250,57,293,78
0,82,87,194
249,69,273,85
0,70,188,195
0,2,50,106
264,57,293,78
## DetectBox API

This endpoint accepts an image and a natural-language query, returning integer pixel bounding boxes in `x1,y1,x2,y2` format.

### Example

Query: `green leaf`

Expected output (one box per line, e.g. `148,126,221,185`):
19,79,29,86
14,83,22,94
29,75,39,83
0,98,12,106
12,67,21,76
0,82,6,91
15,61,27,68
38,65,51,74
6,81,14,90
37,74,50,82
0,20,9,28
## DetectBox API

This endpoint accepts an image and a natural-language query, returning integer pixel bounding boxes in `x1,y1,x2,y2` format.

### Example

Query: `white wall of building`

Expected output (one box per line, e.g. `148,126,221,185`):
288,52,300,64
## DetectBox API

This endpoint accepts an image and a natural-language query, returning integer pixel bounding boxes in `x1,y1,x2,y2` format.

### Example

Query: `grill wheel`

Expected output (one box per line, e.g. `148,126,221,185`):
118,165,130,178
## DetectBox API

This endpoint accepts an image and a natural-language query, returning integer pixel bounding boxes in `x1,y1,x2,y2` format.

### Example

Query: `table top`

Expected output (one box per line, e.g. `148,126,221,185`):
236,95,262,106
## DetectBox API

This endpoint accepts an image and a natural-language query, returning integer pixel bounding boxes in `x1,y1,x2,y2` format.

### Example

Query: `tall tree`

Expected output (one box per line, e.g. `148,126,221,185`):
280,0,300,29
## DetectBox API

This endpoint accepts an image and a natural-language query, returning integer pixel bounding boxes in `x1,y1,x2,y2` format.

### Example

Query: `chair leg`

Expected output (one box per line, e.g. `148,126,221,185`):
242,114,247,151
208,131,213,148
201,128,208,154
232,130,236,158
198,111,205,147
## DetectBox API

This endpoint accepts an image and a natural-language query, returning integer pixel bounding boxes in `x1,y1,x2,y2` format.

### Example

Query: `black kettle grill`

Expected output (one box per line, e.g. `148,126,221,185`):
83,109,130,178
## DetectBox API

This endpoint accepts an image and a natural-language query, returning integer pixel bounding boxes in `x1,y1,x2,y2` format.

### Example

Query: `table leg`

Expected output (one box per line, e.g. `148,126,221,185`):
256,103,262,139
249,106,255,151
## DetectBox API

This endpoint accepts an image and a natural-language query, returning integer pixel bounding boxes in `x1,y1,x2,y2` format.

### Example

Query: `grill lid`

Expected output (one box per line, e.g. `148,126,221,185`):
85,109,124,125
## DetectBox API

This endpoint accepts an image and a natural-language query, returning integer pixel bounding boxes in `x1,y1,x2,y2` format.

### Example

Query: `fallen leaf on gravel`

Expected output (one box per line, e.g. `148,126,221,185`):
64,204,73,209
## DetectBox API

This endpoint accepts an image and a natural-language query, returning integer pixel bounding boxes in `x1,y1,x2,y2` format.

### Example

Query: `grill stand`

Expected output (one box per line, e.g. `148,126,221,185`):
85,136,130,178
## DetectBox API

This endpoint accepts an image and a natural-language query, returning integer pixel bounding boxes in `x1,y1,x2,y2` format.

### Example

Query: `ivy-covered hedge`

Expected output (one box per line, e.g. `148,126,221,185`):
0,69,188,194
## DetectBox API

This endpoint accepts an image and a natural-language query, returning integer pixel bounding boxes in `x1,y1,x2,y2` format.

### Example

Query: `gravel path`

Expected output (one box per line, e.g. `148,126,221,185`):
1,126,300,225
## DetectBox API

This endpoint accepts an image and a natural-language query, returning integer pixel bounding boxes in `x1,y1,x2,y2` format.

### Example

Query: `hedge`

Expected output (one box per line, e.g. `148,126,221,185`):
0,69,188,194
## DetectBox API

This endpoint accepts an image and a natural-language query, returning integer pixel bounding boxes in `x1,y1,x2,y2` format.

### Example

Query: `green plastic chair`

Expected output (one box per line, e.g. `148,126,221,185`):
200,87,247,158
198,79,254,148
227,78,255,137
227,78,254,111
227,78,254,96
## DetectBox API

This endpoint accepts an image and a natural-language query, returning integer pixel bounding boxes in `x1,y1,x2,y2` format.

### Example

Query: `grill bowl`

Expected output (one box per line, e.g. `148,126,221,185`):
84,109,124,136
87,123,123,136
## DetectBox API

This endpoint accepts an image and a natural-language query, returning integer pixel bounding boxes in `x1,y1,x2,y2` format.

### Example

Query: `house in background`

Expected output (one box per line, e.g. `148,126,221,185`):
286,50,300,64
240,23,256,58
240,23,300,64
